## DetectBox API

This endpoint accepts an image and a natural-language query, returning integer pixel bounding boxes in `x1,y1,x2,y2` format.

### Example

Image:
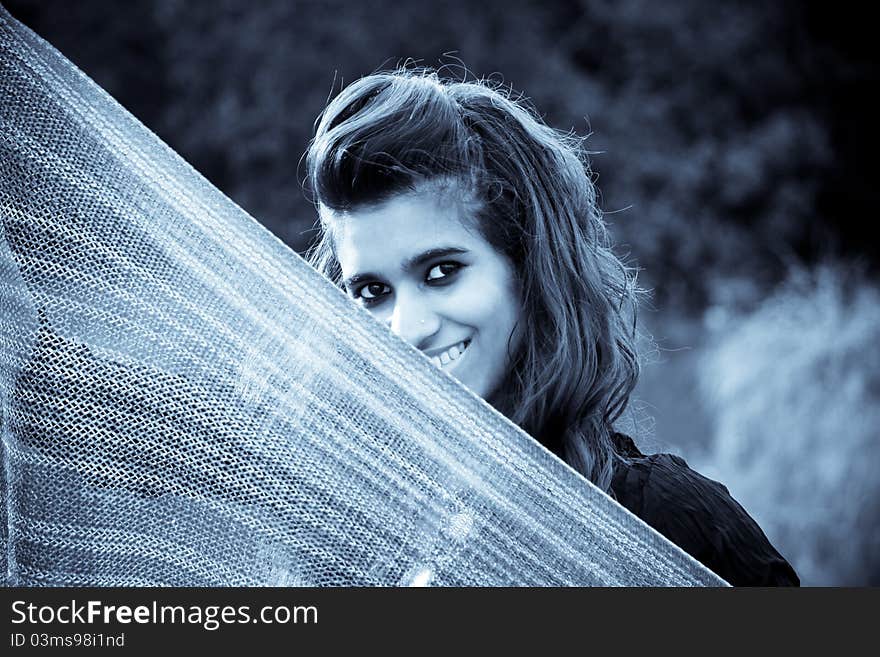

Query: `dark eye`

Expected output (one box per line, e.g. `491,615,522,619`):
426,262,462,283
354,282,391,305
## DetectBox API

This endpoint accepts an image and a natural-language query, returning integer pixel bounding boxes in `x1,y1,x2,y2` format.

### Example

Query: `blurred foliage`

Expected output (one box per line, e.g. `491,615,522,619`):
699,266,880,585
6,0,877,309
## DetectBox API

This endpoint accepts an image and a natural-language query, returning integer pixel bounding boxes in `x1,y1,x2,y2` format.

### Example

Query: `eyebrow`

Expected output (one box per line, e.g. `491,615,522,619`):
343,247,469,289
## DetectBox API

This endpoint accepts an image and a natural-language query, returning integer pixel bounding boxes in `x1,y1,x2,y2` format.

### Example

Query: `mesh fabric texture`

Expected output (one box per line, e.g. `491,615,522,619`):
0,6,726,587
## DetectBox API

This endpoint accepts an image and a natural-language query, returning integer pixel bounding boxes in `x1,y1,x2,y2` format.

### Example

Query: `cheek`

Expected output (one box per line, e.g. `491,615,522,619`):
452,273,522,341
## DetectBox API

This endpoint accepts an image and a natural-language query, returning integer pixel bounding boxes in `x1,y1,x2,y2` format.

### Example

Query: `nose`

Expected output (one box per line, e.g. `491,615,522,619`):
388,288,440,350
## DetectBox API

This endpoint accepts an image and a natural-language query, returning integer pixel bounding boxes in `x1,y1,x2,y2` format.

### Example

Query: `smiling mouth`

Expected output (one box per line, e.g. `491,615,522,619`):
430,339,471,370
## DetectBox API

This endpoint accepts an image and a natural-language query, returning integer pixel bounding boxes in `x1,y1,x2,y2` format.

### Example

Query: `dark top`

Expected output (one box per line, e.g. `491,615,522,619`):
610,434,799,586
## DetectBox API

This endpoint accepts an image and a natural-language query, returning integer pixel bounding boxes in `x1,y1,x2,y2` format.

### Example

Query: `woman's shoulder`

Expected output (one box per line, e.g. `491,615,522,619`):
610,433,800,586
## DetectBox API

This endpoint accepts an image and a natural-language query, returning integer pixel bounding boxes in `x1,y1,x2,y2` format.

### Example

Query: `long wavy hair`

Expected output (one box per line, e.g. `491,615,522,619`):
305,68,642,492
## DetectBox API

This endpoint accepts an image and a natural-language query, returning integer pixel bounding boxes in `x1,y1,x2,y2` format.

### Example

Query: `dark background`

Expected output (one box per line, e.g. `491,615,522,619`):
6,0,878,585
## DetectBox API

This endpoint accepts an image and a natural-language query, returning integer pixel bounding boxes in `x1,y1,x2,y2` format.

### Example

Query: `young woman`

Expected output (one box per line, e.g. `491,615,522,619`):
306,68,799,586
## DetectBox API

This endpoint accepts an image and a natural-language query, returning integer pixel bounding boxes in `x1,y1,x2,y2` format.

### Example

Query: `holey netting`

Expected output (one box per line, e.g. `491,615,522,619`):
0,6,724,587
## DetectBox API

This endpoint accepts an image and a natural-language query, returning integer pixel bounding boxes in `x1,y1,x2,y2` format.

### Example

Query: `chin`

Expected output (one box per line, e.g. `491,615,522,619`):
465,377,501,405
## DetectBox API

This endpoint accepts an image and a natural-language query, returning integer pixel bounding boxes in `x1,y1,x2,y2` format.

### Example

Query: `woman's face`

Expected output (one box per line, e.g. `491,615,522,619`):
324,190,522,403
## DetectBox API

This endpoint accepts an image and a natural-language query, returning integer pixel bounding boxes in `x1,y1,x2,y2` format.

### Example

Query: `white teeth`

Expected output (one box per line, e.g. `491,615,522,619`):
430,340,470,369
